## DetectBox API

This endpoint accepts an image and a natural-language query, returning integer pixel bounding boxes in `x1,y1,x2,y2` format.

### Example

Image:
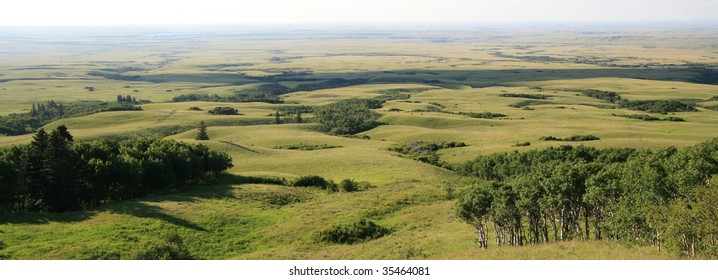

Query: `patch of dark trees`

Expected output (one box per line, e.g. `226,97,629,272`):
0,100,142,136
455,139,718,258
315,219,391,244
314,99,382,135
612,113,685,122
0,126,233,213
499,93,551,100
580,89,622,103
290,176,373,193
619,100,696,114
540,135,600,142
389,140,466,166
207,107,240,115
509,100,552,108
87,71,141,81
273,143,341,150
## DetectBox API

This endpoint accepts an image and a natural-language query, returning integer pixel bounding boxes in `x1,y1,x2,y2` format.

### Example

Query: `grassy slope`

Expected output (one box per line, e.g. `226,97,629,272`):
2,28,718,259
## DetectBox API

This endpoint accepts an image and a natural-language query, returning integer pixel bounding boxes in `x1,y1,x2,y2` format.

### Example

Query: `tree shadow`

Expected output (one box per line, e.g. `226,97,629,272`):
105,201,207,232
0,176,244,226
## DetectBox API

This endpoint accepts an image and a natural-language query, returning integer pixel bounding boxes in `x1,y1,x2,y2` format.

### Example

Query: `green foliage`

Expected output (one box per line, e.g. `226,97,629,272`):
509,100,552,108
512,142,531,147
458,112,507,119
293,78,368,92
189,106,202,111
613,113,661,121
499,93,551,99
208,107,239,115
540,135,600,141
619,100,696,113
291,175,336,191
388,140,466,166
195,121,209,140
581,89,622,103
665,116,685,122
315,220,390,244
273,143,341,150
0,100,142,136
0,126,233,213
314,99,382,135
456,138,718,257
172,84,288,104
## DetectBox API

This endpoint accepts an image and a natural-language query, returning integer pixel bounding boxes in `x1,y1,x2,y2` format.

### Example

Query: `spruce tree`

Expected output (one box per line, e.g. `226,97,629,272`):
196,121,209,140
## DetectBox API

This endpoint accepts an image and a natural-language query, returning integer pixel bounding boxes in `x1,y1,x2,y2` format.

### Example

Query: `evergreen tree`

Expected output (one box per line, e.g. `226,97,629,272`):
195,121,209,140
42,125,79,212
296,111,302,124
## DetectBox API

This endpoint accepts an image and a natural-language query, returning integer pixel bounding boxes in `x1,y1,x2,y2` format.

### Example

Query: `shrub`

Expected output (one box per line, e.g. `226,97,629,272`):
315,220,391,244
513,141,531,147
666,116,685,122
339,179,359,192
208,107,239,115
291,175,336,191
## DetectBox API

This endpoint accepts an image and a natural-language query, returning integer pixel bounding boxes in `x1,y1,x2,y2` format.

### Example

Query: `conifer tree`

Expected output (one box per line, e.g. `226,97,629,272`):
196,121,209,140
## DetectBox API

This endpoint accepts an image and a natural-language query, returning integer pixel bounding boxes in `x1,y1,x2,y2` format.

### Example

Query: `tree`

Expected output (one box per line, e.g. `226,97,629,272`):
275,111,281,124
195,121,209,140
457,183,494,248
42,125,80,212
296,111,302,124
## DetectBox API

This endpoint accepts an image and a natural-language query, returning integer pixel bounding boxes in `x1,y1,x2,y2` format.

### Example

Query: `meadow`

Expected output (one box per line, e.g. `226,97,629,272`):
1,23,717,259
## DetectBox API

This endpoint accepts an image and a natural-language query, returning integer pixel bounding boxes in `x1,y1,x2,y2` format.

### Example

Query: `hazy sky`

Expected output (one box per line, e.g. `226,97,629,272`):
3,0,717,26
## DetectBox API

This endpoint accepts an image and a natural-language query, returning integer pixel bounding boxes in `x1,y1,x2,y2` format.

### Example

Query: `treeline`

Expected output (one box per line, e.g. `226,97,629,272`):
87,71,141,81
619,100,696,114
0,126,233,213
499,93,551,100
456,140,718,258
0,100,142,136
293,78,368,92
539,135,601,141
612,113,685,122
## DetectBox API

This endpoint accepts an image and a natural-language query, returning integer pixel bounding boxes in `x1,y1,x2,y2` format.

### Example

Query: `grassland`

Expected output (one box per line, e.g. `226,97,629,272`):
1,24,717,259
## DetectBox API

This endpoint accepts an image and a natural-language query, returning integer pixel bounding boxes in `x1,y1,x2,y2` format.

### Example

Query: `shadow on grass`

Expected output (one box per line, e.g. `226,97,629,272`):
105,201,208,232
0,174,277,226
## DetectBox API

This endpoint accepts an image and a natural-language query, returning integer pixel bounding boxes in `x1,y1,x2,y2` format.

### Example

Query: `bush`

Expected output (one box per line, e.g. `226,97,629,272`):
315,220,391,244
291,175,335,191
208,107,239,115
666,116,685,122
513,142,531,147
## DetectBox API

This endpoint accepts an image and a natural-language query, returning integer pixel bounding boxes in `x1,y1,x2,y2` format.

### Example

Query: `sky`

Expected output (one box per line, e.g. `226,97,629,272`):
2,0,717,26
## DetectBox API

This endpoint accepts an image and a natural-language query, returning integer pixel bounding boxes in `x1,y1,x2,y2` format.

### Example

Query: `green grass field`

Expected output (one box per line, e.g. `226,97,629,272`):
1,25,717,259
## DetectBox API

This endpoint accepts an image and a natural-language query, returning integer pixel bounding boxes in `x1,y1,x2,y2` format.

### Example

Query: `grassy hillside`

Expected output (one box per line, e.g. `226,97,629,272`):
1,25,717,259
